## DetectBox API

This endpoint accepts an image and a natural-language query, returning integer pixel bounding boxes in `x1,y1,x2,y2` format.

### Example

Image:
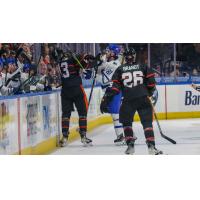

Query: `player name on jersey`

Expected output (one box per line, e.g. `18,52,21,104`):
123,64,140,71
185,91,200,105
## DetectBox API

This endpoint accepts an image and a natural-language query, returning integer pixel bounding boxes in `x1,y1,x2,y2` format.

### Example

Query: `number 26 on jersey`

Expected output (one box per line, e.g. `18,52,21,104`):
122,71,143,88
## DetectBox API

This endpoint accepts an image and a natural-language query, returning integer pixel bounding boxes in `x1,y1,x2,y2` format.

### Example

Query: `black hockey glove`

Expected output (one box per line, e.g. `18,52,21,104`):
95,53,103,65
100,87,117,113
100,95,110,113
91,53,103,71
84,54,95,62
86,54,103,71
150,88,158,106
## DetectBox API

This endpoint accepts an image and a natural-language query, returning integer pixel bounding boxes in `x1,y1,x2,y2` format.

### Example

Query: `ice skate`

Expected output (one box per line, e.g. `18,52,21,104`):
81,136,93,147
80,131,92,147
114,134,126,145
147,143,163,155
125,143,135,154
59,136,68,147
125,140,135,155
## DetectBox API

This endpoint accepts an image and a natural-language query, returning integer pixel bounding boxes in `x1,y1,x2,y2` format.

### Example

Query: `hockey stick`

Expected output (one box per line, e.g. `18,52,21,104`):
63,44,85,71
88,66,98,108
8,49,33,94
9,74,33,95
4,47,25,87
149,97,177,144
5,65,23,86
87,53,104,108
152,68,161,75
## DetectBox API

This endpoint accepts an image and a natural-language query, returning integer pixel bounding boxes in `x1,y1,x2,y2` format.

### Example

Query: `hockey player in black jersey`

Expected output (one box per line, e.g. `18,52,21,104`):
100,48,163,155
59,51,94,147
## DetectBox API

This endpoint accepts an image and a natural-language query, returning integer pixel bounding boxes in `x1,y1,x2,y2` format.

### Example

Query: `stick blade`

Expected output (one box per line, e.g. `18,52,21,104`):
161,134,177,144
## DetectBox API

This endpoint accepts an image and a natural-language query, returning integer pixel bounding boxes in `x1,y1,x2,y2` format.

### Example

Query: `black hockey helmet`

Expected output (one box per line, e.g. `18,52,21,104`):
124,48,136,63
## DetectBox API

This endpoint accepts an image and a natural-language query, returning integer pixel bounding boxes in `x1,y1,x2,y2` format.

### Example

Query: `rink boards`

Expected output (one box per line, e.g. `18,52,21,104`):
0,83,200,155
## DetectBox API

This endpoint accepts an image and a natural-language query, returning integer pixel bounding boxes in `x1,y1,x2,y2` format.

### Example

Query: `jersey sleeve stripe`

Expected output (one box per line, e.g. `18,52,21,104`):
147,84,156,87
112,80,121,84
68,64,76,67
146,73,155,78
146,137,155,141
111,87,120,93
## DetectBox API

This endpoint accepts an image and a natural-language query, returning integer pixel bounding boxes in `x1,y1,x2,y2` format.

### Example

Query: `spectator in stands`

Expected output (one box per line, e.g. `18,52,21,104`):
43,65,55,90
39,61,47,76
192,68,198,76
22,43,32,61
170,68,180,77
44,55,50,64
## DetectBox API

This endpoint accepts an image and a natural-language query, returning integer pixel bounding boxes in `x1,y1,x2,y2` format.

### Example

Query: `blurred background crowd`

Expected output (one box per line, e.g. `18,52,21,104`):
1,43,200,96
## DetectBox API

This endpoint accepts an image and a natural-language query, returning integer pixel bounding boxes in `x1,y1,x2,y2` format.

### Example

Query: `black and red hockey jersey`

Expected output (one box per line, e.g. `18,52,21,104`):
109,63,156,100
59,54,90,89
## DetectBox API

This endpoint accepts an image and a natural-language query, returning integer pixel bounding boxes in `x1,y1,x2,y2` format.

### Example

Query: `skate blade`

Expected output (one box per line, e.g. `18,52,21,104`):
82,142,93,147
125,151,135,155
59,143,68,147
148,152,164,155
155,152,164,155
125,149,135,155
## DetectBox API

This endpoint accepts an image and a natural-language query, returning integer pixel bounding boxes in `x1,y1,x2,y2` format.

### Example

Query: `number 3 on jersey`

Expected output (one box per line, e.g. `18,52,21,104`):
61,62,70,78
122,71,143,88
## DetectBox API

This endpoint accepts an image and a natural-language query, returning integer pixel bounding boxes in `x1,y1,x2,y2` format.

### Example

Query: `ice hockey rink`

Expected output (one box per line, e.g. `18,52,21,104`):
51,118,200,155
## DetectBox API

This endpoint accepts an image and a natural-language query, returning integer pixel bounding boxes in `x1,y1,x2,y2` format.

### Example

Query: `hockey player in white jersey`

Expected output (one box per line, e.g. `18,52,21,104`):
97,44,125,145
0,58,15,96
4,58,26,94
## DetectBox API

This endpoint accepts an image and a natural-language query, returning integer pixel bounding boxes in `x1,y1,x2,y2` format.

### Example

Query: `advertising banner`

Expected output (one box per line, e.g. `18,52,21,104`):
0,99,18,155
167,84,200,112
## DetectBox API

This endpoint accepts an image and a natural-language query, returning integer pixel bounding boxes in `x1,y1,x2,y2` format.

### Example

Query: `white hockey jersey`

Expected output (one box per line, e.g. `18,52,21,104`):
0,72,13,96
97,56,122,91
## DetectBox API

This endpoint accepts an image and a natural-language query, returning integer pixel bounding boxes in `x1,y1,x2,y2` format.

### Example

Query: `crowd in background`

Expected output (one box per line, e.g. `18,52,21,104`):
150,43,200,77
1,43,200,96
0,43,62,96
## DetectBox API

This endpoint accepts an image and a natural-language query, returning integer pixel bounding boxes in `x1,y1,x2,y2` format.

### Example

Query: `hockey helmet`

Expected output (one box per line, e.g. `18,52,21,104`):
23,63,31,72
106,44,121,55
124,48,136,63
6,58,16,65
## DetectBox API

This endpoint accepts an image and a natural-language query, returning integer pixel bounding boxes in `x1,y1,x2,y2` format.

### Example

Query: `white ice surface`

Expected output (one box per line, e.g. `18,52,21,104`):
51,118,200,155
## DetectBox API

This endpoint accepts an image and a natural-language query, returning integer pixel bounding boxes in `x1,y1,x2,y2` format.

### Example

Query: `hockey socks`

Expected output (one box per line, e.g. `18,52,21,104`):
79,115,87,133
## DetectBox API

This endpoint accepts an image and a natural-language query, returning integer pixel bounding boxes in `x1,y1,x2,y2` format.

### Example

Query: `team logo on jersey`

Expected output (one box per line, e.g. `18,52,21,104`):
101,69,111,84
105,68,113,75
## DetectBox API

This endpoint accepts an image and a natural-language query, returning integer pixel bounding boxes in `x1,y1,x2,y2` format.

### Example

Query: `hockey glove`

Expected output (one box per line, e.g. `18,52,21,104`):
83,69,92,80
95,53,103,66
84,54,95,62
100,96,110,113
86,54,102,71
100,89,117,113
150,88,158,106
